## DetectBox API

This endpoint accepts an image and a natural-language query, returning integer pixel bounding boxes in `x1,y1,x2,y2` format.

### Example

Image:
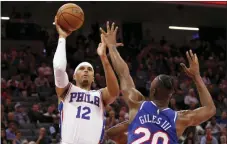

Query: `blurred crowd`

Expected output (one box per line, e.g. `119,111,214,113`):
1,20,227,144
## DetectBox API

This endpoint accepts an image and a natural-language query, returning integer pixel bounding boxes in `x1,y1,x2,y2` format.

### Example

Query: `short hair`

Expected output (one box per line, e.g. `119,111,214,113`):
157,74,174,91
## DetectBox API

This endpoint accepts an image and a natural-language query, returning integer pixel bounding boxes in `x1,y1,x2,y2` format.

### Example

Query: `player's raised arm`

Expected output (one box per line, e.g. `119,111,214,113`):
106,120,129,137
53,16,72,100
97,34,120,105
100,22,143,106
178,50,216,127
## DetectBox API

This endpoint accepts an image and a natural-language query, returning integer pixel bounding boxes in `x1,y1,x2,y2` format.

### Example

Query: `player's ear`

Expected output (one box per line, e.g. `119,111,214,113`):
151,89,156,97
73,74,77,81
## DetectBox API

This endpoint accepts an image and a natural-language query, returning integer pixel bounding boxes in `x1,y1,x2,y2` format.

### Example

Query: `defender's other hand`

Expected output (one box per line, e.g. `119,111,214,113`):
100,21,123,48
180,50,200,79
97,34,107,57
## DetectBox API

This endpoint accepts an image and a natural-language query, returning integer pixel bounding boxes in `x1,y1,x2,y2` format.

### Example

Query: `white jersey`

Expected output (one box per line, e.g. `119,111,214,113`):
58,83,105,144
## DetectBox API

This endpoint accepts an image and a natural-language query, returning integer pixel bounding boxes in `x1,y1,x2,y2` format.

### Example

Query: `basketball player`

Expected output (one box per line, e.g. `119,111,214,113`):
53,17,120,144
100,22,216,143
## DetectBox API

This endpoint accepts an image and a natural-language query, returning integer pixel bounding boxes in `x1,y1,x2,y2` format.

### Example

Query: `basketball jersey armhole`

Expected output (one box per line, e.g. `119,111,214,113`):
139,101,146,110
98,89,106,108
60,82,72,101
128,101,146,128
174,111,178,123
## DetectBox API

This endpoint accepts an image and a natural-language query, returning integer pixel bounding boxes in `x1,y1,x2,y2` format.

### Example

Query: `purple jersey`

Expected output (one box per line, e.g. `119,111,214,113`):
128,101,178,144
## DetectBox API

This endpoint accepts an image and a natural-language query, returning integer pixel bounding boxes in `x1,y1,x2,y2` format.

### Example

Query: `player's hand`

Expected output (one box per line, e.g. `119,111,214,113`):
97,34,107,57
55,16,72,39
38,134,44,140
100,21,123,48
180,50,200,79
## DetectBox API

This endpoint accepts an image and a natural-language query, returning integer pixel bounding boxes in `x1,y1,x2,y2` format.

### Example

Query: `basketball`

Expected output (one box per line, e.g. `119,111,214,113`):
56,3,84,32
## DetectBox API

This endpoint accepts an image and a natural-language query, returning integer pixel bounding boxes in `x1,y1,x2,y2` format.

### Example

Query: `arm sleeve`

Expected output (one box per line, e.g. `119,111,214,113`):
53,38,69,88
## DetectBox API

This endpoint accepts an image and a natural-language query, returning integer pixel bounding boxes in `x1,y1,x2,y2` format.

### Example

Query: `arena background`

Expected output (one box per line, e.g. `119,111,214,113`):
1,1,227,144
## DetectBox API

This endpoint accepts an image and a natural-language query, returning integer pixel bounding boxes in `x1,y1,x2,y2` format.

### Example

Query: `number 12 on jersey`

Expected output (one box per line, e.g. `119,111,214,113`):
76,106,91,120
132,127,169,144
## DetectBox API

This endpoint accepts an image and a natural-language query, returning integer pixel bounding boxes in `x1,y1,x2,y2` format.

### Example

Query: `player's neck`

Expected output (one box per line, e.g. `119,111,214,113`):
152,99,169,109
76,84,91,91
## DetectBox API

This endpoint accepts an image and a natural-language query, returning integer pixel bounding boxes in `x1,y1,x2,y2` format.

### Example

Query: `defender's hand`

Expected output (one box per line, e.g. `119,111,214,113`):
180,50,200,79
100,21,123,48
55,16,72,38
97,34,107,57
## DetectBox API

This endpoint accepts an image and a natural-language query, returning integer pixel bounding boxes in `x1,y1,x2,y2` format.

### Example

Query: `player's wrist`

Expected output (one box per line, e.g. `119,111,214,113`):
58,37,66,43
99,53,107,58
193,75,202,81
107,44,117,49
100,55,109,65
59,35,66,39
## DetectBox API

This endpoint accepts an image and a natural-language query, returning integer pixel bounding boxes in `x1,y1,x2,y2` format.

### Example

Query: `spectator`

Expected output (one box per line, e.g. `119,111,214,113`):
136,63,148,95
217,111,227,130
18,75,32,97
49,117,59,139
30,83,38,97
169,98,179,111
43,106,56,123
207,68,215,83
1,128,12,144
106,111,118,129
28,104,44,123
220,127,227,144
6,121,18,141
200,127,218,144
5,98,14,113
7,112,16,122
184,131,195,144
50,104,58,115
189,102,197,110
118,110,126,123
12,131,28,144
38,62,52,77
95,73,103,89
7,76,20,90
184,88,199,106
35,69,51,101
173,79,184,96
43,106,56,118
105,105,113,116
202,71,211,85
154,53,170,75
195,125,205,143
215,93,227,116
206,117,221,137
14,103,30,124
1,104,8,127
34,71,50,88
35,128,51,144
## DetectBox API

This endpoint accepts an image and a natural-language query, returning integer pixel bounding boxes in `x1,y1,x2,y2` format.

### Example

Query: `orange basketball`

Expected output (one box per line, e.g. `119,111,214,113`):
56,3,84,32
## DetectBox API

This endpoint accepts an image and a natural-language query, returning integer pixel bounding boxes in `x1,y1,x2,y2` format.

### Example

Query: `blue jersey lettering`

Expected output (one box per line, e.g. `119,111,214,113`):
128,101,178,144
69,92,100,107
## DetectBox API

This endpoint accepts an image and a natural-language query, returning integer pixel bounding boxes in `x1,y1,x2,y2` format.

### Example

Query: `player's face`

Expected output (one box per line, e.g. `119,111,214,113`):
109,111,115,118
74,66,94,85
222,111,227,119
1,129,6,137
206,128,211,134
